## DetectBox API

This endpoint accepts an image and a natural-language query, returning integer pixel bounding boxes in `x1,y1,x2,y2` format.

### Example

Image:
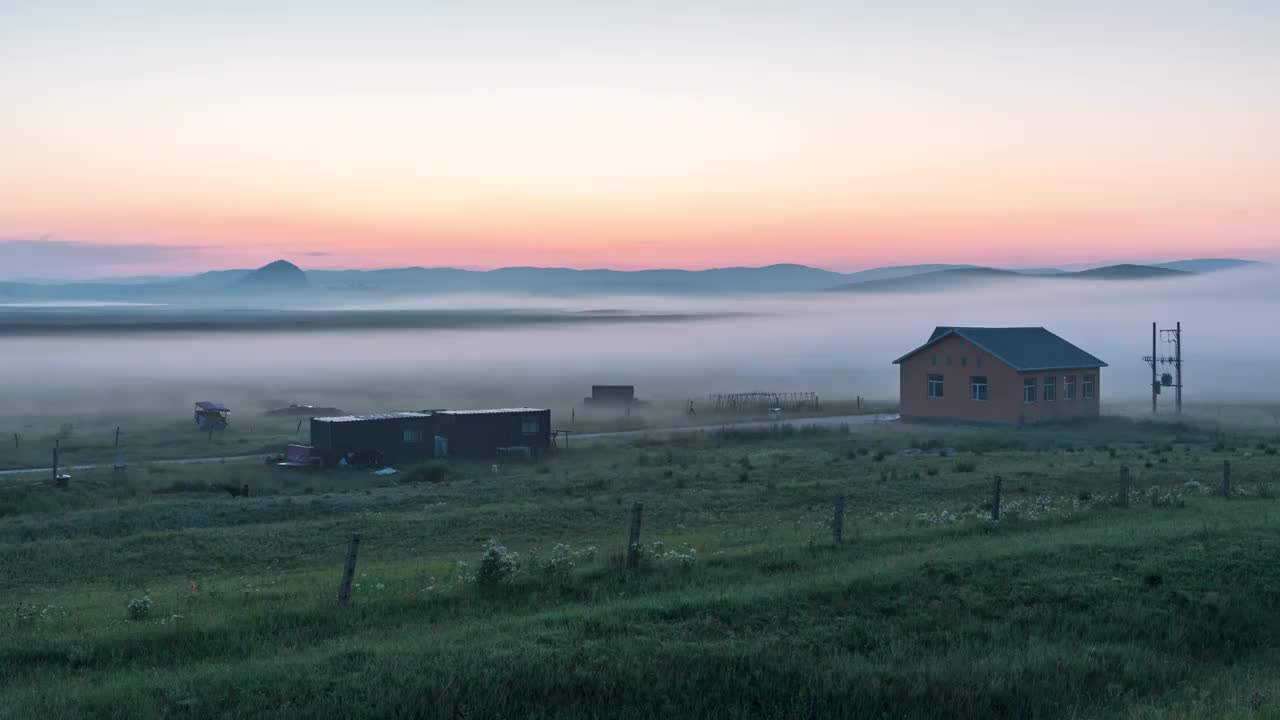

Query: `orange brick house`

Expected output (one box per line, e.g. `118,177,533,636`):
893,327,1106,425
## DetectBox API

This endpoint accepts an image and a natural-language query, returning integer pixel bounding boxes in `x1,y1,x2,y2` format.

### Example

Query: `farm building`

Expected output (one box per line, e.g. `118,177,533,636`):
309,408,550,466
893,327,1106,425
584,385,636,405
194,401,230,430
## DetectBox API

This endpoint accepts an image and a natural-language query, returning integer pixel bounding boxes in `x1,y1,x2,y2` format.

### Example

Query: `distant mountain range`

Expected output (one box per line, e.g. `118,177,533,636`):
0,258,1265,302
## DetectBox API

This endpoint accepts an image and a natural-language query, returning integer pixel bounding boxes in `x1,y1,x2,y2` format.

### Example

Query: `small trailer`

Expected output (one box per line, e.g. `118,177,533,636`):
194,401,230,430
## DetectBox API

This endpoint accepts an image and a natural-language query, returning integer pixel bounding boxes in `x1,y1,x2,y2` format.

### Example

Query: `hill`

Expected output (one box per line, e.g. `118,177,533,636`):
1153,258,1264,274
827,267,1025,293
235,260,308,291
1070,264,1189,280
0,257,1261,301
828,263,1192,293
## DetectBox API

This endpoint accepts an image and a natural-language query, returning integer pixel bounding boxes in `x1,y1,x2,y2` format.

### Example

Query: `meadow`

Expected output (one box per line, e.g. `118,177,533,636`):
3,412,1280,719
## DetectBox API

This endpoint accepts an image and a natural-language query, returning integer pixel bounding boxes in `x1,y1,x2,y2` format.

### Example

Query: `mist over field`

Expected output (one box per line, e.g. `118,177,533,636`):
3,266,1277,423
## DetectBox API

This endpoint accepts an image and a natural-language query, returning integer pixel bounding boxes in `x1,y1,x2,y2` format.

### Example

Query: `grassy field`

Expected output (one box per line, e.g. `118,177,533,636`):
3,415,1280,718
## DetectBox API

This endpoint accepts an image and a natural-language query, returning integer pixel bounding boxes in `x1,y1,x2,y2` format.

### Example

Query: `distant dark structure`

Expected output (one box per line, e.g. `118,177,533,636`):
194,401,230,430
310,408,550,466
894,327,1105,425
585,385,636,406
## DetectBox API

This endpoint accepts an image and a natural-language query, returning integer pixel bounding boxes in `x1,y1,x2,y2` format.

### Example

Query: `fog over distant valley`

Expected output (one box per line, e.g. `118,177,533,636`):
2,266,1277,423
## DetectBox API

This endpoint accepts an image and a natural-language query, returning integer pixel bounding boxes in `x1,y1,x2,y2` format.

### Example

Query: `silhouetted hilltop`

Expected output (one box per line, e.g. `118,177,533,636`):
236,260,308,291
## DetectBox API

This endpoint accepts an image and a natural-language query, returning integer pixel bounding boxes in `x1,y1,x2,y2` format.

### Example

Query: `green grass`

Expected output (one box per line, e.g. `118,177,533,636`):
3,416,1280,718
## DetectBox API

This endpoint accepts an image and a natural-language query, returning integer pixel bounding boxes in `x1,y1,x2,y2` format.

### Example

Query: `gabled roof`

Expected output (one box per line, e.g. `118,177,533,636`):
194,401,230,412
892,327,1107,372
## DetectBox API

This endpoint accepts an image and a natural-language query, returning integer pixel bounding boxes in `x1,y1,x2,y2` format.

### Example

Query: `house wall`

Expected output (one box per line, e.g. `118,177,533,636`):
435,410,552,458
898,334,1101,424
311,416,437,465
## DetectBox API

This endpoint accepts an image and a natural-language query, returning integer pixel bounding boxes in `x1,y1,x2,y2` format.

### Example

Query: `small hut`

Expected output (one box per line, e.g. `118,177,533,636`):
194,401,230,430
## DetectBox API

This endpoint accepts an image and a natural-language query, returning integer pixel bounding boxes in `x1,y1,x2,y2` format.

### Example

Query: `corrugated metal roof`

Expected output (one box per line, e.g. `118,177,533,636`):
312,412,431,423
893,327,1107,371
436,407,547,415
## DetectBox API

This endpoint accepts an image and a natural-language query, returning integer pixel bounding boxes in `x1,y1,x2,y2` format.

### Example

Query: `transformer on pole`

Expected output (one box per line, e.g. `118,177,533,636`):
1143,321,1182,416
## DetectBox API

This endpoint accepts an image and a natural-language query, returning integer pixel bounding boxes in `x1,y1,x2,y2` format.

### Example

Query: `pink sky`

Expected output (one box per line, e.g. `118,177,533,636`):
3,3,1278,277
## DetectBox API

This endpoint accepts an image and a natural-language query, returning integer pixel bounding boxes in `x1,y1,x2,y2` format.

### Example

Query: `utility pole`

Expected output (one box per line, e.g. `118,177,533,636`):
1151,322,1157,414
1143,322,1184,417
1174,321,1182,416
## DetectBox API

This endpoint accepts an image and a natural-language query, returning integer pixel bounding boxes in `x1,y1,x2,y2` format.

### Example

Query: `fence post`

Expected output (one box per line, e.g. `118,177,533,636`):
832,494,845,544
52,439,59,482
625,502,643,569
1222,460,1231,498
336,532,361,606
991,476,1002,521
1119,464,1130,508
114,426,120,448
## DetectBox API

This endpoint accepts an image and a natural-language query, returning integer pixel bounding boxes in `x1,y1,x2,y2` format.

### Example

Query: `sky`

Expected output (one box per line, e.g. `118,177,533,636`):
2,1,1279,278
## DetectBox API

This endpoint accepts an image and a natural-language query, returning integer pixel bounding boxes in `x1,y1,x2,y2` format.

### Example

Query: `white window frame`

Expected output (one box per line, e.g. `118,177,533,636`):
1063,375,1075,400
1043,377,1056,403
927,374,945,399
970,376,988,401
1083,375,1095,399
1023,378,1037,404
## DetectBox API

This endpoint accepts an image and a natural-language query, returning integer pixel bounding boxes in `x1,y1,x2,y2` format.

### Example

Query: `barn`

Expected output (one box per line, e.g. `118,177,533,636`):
309,408,551,466
893,327,1106,425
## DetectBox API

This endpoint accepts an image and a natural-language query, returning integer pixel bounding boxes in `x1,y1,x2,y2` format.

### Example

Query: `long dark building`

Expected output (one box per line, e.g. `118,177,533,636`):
310,408,551,465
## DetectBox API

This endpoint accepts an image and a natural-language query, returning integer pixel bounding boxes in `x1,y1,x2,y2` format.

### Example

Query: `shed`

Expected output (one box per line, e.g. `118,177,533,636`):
310,412,435,466
194,401,230,430
585,385,636,405
309,407,552,465
433,408,552,459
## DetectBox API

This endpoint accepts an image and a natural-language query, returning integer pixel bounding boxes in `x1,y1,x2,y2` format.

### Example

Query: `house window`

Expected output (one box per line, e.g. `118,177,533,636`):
1063,375,1076,400
961,356,968,367
931,354,937,366
927,374,945,399
403,428,425,444
976,356,983,368
521,415,541,434
970,376,988,401
1023,378,1037,403
1043,377,1056,402
1083,375,1095,399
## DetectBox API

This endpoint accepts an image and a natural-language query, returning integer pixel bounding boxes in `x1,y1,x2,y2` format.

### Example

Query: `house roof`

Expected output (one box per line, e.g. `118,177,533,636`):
892,327,1107,371
435,408,547,415
312,412,431,423
194,401,230,412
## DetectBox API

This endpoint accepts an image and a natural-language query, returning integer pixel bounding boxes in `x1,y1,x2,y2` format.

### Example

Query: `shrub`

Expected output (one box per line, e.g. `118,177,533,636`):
873,451,887,463
953,460,977,473
410,463,449,484
925,467,939,477
541,543,597,579
477,539,518,588
127,594,153,621
535,465,551,475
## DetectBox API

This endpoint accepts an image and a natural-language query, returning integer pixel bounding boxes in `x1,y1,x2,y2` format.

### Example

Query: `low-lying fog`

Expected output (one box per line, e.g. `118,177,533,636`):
3,266,1278,422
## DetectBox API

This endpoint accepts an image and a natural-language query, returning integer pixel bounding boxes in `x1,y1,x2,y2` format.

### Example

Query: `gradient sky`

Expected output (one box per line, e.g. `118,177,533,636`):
2,1,1279,277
